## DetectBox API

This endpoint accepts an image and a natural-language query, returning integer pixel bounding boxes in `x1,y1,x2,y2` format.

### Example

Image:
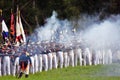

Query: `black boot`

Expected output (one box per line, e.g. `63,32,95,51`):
18,72,23,79
25,74,29,78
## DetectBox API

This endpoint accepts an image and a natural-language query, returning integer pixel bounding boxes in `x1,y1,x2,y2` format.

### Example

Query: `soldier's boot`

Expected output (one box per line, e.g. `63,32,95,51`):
25,74,29,78
18,72,23,79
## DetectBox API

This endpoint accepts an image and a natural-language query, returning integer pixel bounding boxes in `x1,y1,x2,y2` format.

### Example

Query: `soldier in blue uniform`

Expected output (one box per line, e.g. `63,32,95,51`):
18,49,32,78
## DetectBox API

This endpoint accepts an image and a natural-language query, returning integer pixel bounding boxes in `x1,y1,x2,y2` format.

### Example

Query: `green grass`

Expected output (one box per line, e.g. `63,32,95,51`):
0,64,120,80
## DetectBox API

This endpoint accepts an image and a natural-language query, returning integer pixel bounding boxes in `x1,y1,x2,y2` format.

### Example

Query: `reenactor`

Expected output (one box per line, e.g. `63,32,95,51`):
3,48,11,76
47,47,53,70
83,48,92,66
67,46,74,67
56,44,64,68
42,50,48,71
18,49,32,78
74,46,82,66
51,43,57,69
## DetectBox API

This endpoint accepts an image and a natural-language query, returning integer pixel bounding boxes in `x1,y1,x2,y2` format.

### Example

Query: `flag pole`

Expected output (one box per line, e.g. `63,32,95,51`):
0,9,2,16
0,9,2,44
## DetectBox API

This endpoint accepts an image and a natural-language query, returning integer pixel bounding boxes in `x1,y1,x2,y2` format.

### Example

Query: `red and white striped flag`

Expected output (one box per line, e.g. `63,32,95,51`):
15,10,26,46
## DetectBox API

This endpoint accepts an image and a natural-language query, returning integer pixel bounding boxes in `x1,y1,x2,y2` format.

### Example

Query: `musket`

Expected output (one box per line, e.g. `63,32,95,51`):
0,54,19,58
25,38,30,51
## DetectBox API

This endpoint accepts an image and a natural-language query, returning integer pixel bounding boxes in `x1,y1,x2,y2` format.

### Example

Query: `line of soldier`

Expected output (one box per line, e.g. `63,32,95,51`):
0,40,113,76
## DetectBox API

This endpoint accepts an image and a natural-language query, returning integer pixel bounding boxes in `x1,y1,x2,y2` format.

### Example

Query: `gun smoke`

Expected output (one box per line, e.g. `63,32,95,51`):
29,12,120,76
31,11,120,51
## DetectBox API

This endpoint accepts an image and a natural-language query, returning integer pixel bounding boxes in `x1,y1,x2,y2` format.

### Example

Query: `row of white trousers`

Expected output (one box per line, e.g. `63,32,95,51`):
0,48,113,76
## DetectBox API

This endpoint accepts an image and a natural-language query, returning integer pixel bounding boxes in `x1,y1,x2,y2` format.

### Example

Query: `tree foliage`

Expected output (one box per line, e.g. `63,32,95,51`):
0,0,119,34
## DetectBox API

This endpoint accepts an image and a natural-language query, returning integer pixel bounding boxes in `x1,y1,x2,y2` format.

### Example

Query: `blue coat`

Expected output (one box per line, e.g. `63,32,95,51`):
19,53,32,65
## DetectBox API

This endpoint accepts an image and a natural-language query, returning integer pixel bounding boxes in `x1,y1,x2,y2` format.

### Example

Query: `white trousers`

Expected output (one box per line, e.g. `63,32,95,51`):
63,52,68,68
30,56,35,74
68,50,74,67
42,54,48,71
47,53,52,70
52,52,57,69
3,56,11,76
38,54,42,72
57,51,63,68
13,57,20,76
84,48,92,66
74,48,82,66
34,54,39,73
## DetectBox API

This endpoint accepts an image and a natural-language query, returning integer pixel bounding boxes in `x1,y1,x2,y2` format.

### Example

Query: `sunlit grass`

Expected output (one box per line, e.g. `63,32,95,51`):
0,64,120,80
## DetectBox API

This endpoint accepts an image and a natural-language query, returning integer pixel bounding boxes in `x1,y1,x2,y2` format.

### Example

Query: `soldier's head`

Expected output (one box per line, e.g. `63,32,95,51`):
22,48,27,53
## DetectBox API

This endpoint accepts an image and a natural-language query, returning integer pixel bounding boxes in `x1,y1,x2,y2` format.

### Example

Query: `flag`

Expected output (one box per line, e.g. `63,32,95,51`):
15,10,22,45
15,10,26,46
18,11,26,43
2,19,9,41
10,12,15,39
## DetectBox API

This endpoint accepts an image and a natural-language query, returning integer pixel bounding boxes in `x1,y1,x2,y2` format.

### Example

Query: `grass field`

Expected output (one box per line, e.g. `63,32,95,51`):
0,64,120,80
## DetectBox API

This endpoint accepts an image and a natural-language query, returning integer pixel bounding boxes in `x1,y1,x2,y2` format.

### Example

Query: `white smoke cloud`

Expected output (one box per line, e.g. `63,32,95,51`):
35,11,60,41
82,15,120,50
30,11,120,51
30,11,74,44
